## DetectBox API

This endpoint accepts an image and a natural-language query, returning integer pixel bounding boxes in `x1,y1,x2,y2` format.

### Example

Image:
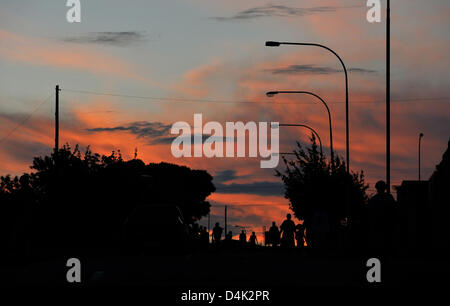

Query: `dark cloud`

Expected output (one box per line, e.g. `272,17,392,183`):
212,5,338,21
150,135,179,145
214,169,239,183
267,64,377,75
87,121,236,145
87,121,171,138
348,67,378,74
62,31,148,46
215,181,284,196
151,135,235,145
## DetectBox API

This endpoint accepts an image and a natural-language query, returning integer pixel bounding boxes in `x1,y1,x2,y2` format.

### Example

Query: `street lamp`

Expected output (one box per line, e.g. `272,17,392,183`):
266,91,333,161
265,41,349,173
274,123,323,156
419,133,424,181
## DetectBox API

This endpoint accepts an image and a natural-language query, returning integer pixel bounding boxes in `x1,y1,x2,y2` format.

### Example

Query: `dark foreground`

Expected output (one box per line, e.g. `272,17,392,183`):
1,247,448,302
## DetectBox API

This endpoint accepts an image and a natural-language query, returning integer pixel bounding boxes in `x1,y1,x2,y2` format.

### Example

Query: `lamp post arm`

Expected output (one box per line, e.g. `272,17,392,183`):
279,123,323,156
277,42,349,172
273,91,333,161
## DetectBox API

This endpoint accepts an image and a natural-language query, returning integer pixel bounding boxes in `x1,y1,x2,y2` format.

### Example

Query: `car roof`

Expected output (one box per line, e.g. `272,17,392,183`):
125,204,184,225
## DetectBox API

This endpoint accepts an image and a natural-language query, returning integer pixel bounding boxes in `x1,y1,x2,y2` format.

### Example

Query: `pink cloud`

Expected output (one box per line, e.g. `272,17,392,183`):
0,29,157,85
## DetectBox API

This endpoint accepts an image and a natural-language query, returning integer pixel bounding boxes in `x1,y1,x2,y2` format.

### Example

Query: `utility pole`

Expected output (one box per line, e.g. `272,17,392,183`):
55,85,60,156
386,0,391,193
224,205,227,236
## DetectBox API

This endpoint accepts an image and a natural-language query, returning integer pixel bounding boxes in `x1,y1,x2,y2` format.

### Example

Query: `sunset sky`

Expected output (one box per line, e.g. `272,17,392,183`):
1,0,449,238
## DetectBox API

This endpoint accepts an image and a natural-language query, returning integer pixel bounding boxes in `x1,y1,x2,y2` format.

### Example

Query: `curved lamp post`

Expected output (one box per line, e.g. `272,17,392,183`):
276,123,323,156
267,91,333,161
265,41,348,174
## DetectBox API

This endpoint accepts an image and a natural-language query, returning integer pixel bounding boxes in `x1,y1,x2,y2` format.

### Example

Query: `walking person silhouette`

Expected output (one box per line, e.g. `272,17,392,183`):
212,222,223,245
200,226,209,247
295,223,305,248
269,221,280,247
239,230,247,246
367,180,396,255
280,214,296,248
249,231,258,246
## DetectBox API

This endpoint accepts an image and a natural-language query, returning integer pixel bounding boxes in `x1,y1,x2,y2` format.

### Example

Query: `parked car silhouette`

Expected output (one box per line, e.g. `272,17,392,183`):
122,204,189,254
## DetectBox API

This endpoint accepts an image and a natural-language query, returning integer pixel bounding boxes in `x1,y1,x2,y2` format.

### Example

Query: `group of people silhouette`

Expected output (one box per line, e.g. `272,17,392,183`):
238,229,258,246
267,214,305,248
211,223,258,246
189,222,259,248
189,179,398,254
191,216,303,248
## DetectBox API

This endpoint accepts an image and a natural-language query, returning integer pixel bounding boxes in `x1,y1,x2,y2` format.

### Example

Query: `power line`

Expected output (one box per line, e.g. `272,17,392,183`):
211,202,290,207
0,93,54,145
62,88,269,105
61,88,450,105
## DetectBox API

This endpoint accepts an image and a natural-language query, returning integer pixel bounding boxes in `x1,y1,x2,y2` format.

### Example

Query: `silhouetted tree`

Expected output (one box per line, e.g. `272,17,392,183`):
276,137,368,249
0,173,36,257
1,144,215,254
429,139,450,251
142,162,214,223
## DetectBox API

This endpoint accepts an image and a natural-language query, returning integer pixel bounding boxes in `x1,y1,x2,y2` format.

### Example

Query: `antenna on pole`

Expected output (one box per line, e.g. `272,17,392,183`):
386,0,391,193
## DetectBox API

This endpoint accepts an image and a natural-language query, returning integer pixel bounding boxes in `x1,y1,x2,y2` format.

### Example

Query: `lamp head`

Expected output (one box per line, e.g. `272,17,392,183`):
266,91,279,97
265,41,281,47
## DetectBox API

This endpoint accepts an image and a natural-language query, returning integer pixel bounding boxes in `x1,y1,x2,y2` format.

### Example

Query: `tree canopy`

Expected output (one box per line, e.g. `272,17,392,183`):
0,144,215,249
276,137,368,229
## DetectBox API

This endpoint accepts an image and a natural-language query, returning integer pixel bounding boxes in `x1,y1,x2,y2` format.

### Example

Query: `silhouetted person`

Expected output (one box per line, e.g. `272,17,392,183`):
200,226,209,247
280,214,296,248
367,180,396,255
225,231,233,241
190,223,201,249
268,221,280,247
239,230,247,246
249,231,257,246
212,222,223,245
295,223,305,248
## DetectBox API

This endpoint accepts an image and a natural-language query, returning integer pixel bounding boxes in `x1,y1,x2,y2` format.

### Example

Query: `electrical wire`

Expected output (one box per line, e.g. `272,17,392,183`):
61,88,450,105
0,93,54,145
